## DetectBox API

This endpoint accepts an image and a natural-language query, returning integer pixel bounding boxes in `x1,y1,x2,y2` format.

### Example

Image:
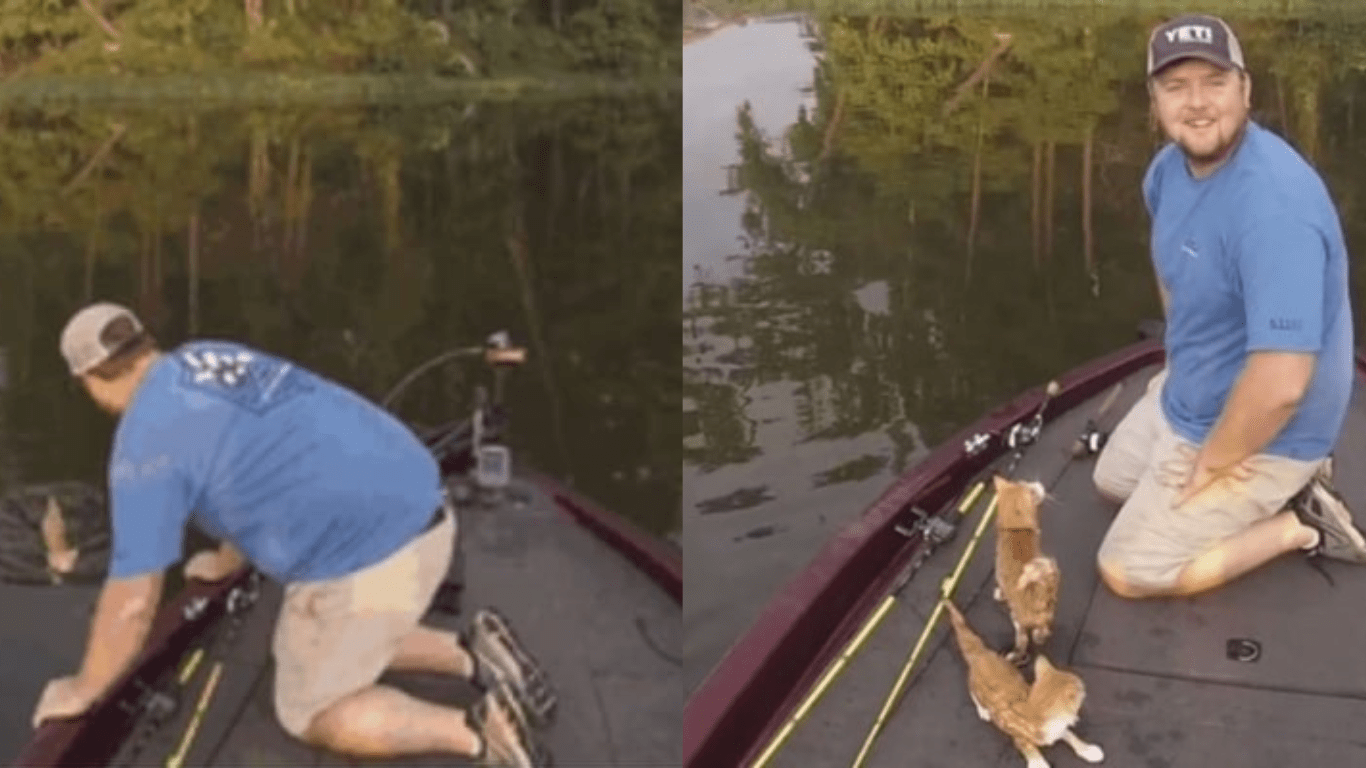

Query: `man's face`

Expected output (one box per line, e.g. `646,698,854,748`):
1150,58,1251,173
80,375,124,416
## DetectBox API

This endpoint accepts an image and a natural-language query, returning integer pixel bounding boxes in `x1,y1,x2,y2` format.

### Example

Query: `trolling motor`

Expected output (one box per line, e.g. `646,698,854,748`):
381,330,527,497
471,332,524,493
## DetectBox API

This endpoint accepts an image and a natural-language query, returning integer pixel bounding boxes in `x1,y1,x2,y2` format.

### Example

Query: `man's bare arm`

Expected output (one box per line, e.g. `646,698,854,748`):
217,540,245,572
1155,264,1170,318
1195,351,1315,474
74,570,164,701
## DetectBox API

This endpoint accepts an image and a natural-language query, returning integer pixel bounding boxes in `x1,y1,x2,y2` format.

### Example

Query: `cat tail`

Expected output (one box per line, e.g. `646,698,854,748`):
1016,556,1060,601
941,598,986,657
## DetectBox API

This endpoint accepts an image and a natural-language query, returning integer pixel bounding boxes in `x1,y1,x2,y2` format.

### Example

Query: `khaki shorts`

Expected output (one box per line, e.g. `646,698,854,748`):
272,504,456,738
1093,369,1322,590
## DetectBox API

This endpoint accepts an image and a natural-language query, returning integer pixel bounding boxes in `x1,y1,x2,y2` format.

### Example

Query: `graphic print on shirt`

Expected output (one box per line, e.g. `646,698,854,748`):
176,342,314,414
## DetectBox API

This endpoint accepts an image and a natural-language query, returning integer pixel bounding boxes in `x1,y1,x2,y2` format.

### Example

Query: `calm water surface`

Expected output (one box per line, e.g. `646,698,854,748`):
683,11,1366,693
0,95,681,541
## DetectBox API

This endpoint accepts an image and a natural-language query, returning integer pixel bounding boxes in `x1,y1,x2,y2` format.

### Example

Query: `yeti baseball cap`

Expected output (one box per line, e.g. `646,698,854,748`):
1147,14,1245,77
60,302,146,376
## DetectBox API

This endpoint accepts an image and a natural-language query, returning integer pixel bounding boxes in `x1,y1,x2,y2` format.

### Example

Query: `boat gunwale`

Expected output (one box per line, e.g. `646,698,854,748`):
12,568,254,768
682,337,1170,768
525,469,682,604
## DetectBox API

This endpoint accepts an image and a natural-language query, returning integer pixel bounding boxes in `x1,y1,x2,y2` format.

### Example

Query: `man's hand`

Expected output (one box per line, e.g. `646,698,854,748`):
31,675,96,728
184,549,235,582
1172,449,1254,509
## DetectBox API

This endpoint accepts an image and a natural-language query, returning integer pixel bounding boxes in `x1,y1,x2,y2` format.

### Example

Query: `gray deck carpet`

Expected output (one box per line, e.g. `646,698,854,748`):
3,478,679,767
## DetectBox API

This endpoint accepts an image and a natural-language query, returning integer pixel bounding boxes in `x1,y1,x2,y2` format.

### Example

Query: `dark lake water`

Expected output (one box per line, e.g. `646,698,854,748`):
683,11,1366,692
0,94,681,542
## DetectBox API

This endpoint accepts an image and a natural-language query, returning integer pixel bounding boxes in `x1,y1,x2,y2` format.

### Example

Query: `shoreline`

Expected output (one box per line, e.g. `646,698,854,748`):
0,72,681,106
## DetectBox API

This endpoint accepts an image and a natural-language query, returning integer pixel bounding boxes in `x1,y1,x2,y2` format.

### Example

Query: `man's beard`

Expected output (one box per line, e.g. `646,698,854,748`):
1175,118,1248,170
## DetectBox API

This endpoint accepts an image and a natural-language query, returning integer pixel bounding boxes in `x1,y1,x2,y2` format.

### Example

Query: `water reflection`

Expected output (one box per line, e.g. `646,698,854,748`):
0,97,681,539
683,10,1366,691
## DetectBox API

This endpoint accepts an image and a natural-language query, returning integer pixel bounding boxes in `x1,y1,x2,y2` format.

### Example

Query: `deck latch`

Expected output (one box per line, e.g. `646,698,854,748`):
1226,637,1261,663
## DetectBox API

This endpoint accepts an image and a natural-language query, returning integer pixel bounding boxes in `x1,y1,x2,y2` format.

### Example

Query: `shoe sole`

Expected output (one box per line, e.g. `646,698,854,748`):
477,679,548,767
472,608,559,727
1301,482,1366,560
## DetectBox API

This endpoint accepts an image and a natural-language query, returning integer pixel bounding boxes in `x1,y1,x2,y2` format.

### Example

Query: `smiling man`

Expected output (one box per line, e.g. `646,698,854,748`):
1091,14,1366,599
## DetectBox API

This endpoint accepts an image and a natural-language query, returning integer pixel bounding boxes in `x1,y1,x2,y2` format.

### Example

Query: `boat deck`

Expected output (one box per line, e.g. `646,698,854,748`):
770,363,1366,767
3,476,680,767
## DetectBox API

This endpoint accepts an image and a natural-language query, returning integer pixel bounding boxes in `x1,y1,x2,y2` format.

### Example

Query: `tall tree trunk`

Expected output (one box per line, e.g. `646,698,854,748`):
965,73,988,282
1044,141,1055,262
1294,71,1320,165
245,0,264,32
506,138,571,481
84,194,104,302
249,123,270,253
1082,124,1097,297
818,90,846,162
1031,141,1042,269
188,117,200,336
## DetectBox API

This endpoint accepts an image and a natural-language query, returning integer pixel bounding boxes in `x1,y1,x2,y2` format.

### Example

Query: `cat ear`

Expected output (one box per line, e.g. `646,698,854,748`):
992,474,1008,491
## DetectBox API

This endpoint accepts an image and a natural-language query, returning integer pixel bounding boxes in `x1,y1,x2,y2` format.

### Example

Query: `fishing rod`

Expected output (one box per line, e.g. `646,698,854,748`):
109,570,263,768
846,379,1062,768
847,377,1130,768
746,483,984,768
746,380,1060,768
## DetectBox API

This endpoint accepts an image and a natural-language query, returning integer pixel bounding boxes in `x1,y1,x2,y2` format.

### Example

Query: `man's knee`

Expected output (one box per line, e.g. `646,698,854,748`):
1092,461,1133,505
1096,549,1181,599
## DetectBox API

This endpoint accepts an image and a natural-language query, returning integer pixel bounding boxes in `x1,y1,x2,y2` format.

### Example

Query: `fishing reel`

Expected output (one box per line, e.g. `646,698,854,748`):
895,506,959,575
1005,419,1042,451
117,677,179,723
1070,420,1109,458
225,571,262,616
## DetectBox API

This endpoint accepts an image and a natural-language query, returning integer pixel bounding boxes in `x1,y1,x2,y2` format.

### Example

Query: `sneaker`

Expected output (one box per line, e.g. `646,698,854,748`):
469,678,550,767
1289,458,1366,564
469,608,558,727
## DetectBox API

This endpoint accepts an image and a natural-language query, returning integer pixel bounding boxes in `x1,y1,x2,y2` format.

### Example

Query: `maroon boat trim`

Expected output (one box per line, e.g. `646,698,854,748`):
683,339,1168,768
12,568,253,768
526,470,682,604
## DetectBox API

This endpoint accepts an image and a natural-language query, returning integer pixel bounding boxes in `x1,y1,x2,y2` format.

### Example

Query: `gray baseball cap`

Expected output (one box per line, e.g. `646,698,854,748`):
60,302,145,376
1147,14,1245,77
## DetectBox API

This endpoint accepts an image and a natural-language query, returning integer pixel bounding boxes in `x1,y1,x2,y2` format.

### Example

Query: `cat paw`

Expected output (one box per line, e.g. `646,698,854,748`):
1076,743,1104,763
1027,757,1050,768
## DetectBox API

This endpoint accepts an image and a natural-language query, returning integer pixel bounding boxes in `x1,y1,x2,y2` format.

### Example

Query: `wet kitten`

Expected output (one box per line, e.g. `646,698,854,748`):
942,598,1104,768
41,495,78,582
992,474,1060,665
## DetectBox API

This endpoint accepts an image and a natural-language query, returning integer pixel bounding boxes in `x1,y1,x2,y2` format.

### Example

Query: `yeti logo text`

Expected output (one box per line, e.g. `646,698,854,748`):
1165,25,1213,45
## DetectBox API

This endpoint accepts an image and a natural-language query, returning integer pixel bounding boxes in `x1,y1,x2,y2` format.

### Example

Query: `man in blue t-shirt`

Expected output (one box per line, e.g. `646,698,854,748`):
1093,14,1366,599
30,302,549,767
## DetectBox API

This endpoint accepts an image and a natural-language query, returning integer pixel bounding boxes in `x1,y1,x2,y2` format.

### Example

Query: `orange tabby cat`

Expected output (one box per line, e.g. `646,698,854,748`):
942,598,1105,768
41,495,79,582
992,475,1060,665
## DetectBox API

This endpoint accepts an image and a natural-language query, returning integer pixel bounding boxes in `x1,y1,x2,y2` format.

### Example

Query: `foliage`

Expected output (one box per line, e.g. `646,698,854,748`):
684,12,1366,478
0,94,681,537
0,0,680,80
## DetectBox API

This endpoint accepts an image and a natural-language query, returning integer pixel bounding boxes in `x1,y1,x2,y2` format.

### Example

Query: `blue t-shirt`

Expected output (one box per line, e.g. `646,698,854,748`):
106,340,443,582
1143,121,1354,461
